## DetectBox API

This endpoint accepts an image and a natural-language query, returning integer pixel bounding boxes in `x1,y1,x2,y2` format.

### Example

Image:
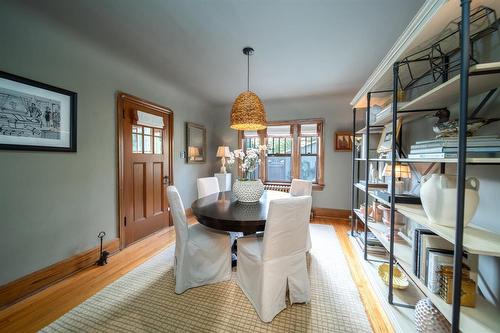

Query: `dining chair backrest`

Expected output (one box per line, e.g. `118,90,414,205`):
167,186,189,246
262,196,312,261
290,179,313,196
197,177,220,199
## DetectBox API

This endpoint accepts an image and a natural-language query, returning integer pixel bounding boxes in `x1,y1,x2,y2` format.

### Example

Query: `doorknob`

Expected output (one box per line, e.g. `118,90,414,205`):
163,176,169,185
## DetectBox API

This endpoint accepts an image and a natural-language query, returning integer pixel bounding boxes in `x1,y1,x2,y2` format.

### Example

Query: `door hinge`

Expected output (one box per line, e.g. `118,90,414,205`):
124,216,127,226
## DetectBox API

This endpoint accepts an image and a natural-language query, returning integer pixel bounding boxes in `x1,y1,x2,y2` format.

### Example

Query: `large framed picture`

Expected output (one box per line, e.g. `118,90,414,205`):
377,118,402,153
0,71,77,151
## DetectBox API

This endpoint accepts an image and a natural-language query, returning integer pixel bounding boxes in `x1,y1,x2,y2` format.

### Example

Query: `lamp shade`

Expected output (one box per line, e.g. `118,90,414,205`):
216,146,231,157
230,91,267,130
383,164,411,179
188,146,200,157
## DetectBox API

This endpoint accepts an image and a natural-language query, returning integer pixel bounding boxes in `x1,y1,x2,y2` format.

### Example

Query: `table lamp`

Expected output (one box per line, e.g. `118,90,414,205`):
383,163,411,194
216,146,231,173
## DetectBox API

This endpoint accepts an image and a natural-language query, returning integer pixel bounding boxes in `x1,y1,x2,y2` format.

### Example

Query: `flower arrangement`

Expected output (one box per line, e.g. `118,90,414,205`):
227,145,267,181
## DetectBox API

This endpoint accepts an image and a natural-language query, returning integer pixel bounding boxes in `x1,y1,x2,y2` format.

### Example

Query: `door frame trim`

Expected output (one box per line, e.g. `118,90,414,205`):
116,92,174,249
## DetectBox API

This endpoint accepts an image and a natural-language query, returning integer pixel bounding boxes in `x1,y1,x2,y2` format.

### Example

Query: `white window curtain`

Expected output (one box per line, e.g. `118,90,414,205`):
267,125,291,137
300,124,318,137
243,130,259,138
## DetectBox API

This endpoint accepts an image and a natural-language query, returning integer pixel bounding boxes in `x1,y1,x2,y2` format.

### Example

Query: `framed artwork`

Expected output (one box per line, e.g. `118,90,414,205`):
335,131,353,151
0,71,77,152
377,118,402,153
186,122,206,163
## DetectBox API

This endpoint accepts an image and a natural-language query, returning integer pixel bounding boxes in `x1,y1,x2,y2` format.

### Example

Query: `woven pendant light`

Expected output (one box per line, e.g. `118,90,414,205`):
230,47,267,130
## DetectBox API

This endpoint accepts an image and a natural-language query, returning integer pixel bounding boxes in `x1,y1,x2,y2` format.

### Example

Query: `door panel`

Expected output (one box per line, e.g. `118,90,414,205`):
119,93,172,247
152,162,163,215
133,162,146,221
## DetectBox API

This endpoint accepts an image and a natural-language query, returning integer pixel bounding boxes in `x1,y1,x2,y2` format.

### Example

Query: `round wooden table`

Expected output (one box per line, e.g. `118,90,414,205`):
191,190,290,233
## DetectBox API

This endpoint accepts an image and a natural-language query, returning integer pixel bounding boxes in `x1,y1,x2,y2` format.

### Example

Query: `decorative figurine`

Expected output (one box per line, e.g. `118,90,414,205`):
431,109,500,138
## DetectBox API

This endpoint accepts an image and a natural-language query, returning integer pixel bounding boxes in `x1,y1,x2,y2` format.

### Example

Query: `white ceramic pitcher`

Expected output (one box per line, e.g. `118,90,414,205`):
419,174,480,227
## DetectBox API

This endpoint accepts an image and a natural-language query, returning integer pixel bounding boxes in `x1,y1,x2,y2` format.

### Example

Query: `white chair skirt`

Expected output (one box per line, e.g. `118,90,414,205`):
236,236,310,322
174,223,232,294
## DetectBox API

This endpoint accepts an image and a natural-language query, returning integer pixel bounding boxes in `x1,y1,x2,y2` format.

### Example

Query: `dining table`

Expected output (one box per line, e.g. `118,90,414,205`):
191,190,290,234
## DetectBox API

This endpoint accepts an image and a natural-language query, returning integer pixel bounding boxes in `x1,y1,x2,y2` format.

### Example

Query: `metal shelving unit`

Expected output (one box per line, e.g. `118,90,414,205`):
350,1,500,332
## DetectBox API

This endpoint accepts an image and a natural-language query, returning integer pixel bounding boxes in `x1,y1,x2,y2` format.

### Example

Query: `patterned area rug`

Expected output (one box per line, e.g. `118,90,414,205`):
41,224,372,333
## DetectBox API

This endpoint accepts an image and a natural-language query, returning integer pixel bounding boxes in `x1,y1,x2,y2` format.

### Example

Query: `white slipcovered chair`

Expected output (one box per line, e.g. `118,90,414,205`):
237,196,312,322
197,177,220,199
290,179,312,196
290,179,313,251
167,186,232,294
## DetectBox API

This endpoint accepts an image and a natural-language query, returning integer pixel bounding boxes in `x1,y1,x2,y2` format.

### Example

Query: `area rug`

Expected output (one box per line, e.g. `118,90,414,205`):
41,224,372,333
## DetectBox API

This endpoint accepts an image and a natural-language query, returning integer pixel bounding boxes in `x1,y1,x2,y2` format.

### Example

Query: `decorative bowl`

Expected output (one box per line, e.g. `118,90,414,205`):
233,179,264,203
378,263,409,289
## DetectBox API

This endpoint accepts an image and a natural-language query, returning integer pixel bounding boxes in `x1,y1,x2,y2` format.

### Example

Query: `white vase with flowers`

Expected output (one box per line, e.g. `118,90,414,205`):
228,146,267,202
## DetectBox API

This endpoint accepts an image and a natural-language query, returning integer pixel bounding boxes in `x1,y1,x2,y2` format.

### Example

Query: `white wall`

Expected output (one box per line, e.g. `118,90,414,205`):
0,2,216,285
212,93,354,210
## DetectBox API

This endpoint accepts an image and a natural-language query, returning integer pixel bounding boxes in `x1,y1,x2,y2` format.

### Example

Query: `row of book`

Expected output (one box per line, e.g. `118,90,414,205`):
408,135,500,159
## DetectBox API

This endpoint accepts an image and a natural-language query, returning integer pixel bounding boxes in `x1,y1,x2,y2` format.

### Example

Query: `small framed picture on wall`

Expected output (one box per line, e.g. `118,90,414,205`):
0,71,77,152
335,131,353,151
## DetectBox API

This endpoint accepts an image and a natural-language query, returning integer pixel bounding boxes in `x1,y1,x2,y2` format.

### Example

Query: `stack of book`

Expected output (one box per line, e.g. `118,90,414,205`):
408,135,500,159
355,232,387,255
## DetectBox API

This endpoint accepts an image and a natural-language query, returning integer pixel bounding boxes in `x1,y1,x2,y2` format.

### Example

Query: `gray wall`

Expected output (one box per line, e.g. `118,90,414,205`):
212,93,354,210
0,2,216,285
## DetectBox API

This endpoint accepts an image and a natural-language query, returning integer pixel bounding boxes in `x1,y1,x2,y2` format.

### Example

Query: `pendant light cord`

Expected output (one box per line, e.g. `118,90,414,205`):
247,52,250,91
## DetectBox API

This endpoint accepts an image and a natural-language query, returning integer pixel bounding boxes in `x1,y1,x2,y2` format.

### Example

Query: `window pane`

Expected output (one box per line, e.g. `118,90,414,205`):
267,137,292,155
300,155,317,182
154,136,162,154
243,138,260,179
132,132,143,153
132,125,142,134
267,156,291,181
300,137,318,154
144,127,152,135
244,137,260,150
154,128,162,137
144,135,153,154
132,134,139,153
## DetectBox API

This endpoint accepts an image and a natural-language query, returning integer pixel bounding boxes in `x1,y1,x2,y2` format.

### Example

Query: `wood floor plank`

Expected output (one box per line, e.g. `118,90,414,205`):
0,217,394,333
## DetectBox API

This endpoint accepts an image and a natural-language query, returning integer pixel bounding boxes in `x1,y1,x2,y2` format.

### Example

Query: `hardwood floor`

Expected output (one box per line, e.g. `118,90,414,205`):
0,218,393,333
315,218,394,333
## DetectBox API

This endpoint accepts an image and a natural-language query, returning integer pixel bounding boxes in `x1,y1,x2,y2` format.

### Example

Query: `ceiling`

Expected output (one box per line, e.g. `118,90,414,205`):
16,0,425,104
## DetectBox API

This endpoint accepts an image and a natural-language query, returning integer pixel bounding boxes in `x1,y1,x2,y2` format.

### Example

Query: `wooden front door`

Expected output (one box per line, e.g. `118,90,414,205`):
118,93,173,248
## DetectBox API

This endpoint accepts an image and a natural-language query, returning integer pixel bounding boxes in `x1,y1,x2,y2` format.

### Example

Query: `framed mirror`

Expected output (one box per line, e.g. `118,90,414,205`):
186,122,206,163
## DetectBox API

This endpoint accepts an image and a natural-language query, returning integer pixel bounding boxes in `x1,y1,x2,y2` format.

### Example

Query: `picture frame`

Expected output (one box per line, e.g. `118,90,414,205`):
185,122,206,164
377,118,402,153
335,131,353,151
0,71,77,152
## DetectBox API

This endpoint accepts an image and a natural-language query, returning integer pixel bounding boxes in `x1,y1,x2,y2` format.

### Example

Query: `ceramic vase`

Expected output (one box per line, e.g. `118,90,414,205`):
415,298,450,333
420,174,480,227
233,179,264,203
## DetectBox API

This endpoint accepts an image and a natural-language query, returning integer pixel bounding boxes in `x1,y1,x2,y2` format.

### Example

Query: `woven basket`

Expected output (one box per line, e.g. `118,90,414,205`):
230,91,267,130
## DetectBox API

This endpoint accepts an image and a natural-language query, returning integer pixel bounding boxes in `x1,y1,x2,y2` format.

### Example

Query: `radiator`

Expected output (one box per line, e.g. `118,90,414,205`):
264,184,290,193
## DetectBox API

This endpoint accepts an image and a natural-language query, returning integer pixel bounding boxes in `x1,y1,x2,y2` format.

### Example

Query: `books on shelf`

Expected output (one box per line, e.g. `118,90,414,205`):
409,135,500,159
355,232,387,255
